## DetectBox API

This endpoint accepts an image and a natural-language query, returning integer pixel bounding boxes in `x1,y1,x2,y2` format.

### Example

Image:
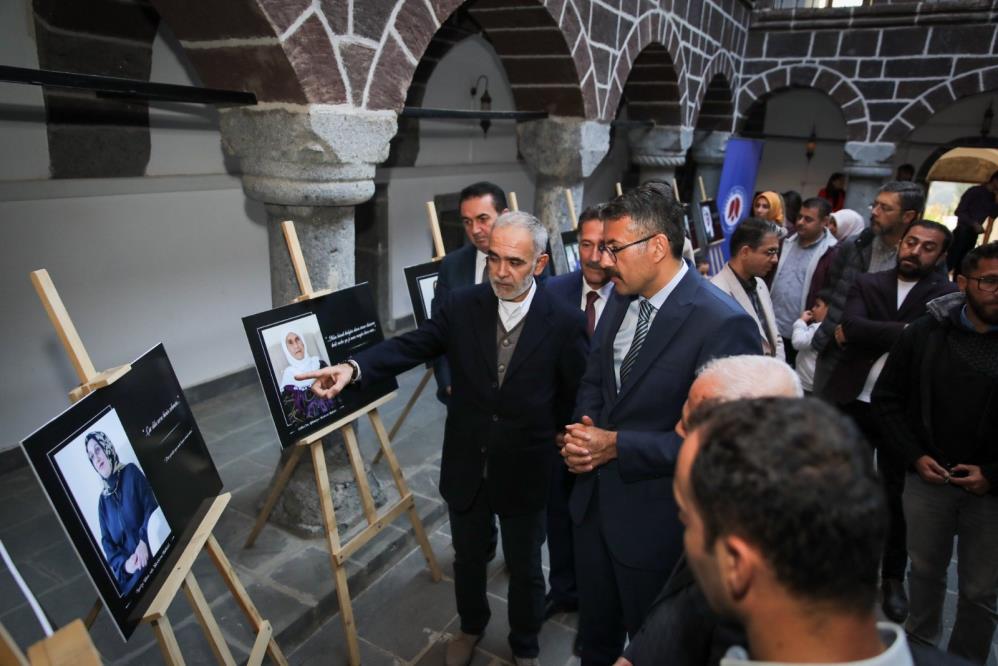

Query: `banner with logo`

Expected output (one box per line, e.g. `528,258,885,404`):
715,137,765,260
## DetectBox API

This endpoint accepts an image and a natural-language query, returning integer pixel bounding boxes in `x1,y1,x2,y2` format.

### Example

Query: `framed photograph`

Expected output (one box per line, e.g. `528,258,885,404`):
561,230,580,273
699,199,725,244
403,260,441,327
21,344,222,640
243,283,398,448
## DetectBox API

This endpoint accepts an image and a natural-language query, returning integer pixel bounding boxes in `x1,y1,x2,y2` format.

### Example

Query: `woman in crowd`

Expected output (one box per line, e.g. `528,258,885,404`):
753,191,786,226
818,172,847,212
806,208,867,308
86,431,159,594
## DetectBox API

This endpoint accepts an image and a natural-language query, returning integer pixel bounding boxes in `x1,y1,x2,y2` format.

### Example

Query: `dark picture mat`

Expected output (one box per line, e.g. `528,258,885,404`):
403,260,441,327
20,344,222,640
243,282,398,449
698,199,725,246
561,230,580,274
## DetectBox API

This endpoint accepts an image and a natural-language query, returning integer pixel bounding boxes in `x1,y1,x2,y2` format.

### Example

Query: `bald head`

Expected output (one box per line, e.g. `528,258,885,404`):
677,355,802,437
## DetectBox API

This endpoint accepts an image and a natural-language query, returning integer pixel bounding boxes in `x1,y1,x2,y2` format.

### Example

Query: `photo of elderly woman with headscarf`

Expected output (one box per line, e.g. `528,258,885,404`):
264,318,340,426
84,430,164,595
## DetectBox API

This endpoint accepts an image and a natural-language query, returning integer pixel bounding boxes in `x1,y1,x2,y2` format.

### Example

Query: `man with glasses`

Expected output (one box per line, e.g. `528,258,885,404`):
873,241,998,664
559,182,759,666
770,197,838,366
812,180,924,622
710,217,785,360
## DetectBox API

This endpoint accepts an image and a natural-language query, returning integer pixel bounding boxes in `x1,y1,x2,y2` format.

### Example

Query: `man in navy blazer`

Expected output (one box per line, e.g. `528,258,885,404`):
560,183,761,666
542,205,613,634
820,220,958,624
302,212,588,666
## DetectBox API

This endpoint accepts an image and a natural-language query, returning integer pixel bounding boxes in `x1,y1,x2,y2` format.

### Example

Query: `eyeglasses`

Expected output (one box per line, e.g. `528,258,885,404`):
869,201,897,213
598,234,658,263
757,247,780,256
965,275,998,293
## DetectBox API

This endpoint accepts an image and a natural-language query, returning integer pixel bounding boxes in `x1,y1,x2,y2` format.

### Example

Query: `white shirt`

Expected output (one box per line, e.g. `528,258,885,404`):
613,262,688,387
581,280,614,328
721,622,913,666
498,279,537,331
474,250,488,285
857,279,918,403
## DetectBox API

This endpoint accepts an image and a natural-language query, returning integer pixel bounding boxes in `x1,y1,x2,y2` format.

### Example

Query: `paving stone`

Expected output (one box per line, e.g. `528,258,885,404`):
291,624,400,665
211,578,311,643
217,454,272,493
208,505,306,574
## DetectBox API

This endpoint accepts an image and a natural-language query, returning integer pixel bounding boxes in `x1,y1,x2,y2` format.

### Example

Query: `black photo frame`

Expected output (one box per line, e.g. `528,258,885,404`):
403,260,441,327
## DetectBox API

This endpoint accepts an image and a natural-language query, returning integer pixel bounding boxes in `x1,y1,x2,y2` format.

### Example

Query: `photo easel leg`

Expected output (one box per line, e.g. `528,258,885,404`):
309,439,362,666
373,366,434,464
244,446,305,548
148,615,184,666
182,572,236,666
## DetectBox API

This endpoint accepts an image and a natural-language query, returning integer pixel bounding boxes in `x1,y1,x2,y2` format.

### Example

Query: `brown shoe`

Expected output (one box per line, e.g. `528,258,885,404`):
445,632,482,666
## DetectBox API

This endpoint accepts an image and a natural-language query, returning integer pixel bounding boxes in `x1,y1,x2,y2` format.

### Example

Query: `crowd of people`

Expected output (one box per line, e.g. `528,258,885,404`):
296,173,997,666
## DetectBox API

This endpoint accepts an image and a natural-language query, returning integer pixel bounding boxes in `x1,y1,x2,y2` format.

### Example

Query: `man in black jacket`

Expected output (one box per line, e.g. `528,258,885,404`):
302,212,588,666
873,241,998,665
948,171,998,278
824,221,959,623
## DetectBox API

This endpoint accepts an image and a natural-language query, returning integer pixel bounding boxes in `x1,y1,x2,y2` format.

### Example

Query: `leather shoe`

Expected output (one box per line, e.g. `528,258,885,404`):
881,577,909,623
445,632,482,666
543,597,578,621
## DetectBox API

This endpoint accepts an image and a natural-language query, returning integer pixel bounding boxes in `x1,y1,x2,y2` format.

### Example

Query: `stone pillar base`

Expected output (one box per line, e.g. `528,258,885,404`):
843,141,896,214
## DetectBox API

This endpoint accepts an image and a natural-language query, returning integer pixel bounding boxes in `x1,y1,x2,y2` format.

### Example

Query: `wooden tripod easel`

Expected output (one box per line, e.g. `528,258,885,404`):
244,221,442,666
29,270,287,666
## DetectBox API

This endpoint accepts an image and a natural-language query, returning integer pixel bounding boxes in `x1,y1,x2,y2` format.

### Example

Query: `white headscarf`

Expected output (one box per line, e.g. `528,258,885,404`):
279,329,321,389
831,209,866,241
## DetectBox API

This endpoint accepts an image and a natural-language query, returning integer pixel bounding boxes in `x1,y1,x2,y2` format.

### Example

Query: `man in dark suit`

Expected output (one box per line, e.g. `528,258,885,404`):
301,212,588,666
542,205,612,635
559,182,761,666
821,220,958,624
433,181,510,403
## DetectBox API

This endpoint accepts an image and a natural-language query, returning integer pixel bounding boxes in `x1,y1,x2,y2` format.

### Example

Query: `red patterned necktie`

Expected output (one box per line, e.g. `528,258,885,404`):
585,291,599,338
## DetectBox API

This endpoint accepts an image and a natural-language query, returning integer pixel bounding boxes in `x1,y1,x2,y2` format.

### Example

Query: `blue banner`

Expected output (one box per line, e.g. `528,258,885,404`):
714,137,764,260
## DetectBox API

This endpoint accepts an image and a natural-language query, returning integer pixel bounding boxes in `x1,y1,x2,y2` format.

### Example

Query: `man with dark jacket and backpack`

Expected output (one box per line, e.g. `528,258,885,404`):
873,241,998,665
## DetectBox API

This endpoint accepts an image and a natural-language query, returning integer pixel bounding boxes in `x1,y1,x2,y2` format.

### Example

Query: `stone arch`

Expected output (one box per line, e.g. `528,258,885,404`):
737,64,870,142
365,0,587,116
878,66,998,144
606,12,688,123
692,52,736,133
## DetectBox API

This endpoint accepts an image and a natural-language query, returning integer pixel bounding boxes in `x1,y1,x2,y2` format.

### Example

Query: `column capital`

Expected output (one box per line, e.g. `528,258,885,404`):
843,141,896,179
220,105,398,207
690,130,731,166
516,117,610,181
627,125,693,168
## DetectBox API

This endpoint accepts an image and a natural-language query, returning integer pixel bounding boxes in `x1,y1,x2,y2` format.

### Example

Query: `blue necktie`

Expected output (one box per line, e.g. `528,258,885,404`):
620,299,654,385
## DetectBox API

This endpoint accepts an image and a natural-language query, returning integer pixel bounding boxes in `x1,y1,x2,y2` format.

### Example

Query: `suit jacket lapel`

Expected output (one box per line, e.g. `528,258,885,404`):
505,288,554,380
472,287,499,380
459,244,477,287
613,270,698,407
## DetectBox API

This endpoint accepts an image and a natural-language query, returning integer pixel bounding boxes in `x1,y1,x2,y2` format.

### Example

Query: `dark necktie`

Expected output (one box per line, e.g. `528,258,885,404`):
620,299,654,385
481,261,488,285
585,291,600,338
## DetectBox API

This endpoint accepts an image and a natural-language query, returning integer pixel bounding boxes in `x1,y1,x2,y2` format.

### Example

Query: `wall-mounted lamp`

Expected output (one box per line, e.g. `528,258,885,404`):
471,74,492,137
805,125,817,161
981,101,994,138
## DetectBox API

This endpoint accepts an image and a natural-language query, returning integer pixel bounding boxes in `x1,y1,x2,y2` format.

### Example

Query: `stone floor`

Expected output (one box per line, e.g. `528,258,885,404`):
1,365,995,665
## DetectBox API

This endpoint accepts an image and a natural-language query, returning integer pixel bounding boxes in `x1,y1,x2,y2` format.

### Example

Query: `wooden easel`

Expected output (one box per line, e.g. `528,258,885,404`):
983,216,995,244
244,221,442,666
615,182,624,197
370,201,446,464
29,270,286,666
565,188,578,230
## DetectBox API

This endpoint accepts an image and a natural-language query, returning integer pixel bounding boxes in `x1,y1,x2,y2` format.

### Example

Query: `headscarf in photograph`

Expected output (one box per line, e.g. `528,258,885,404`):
755,191,785,224
85,431,123,496
830,208,866,241
280,328,322,389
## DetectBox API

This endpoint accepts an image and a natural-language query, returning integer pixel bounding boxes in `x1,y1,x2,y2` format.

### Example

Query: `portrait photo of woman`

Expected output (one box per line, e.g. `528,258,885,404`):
265,319,340,426
85,430,163,595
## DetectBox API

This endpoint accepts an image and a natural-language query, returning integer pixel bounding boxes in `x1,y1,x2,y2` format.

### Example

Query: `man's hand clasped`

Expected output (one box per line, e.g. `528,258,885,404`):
561,415,618,474
915,455,991,495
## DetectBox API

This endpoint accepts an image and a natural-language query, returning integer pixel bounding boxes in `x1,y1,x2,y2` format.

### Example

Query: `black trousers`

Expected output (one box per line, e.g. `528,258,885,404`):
947,224,979,278
574,496,672,666
782,336,798,368
449,485,546,658
546,453,577,605
841,400,908,580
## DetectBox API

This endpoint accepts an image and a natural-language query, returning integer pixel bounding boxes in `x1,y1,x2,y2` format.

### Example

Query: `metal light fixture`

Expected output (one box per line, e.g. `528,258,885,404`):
981,101,994,138
471,75,491,137
805,125,817,161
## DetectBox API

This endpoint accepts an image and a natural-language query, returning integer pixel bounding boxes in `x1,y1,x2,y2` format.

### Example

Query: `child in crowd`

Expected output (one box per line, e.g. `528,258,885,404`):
791,291,829,393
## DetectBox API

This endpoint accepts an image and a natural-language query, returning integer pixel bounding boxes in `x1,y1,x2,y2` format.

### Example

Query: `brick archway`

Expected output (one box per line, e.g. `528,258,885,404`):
737,64,870,142
878,65,998,143
604,11,688,122
692,52,737,132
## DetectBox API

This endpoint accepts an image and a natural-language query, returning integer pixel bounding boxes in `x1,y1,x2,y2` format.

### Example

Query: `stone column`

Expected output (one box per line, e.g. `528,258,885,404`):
220,105,398,535
691,130,730,201
627,125,693,186
842,141,896,214
517,117,610,274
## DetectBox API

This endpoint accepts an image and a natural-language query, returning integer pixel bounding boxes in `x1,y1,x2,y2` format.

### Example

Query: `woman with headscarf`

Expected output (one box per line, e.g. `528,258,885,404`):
278,329,337,423
753,191,786,226
805,209,868,309
85,431,159,594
